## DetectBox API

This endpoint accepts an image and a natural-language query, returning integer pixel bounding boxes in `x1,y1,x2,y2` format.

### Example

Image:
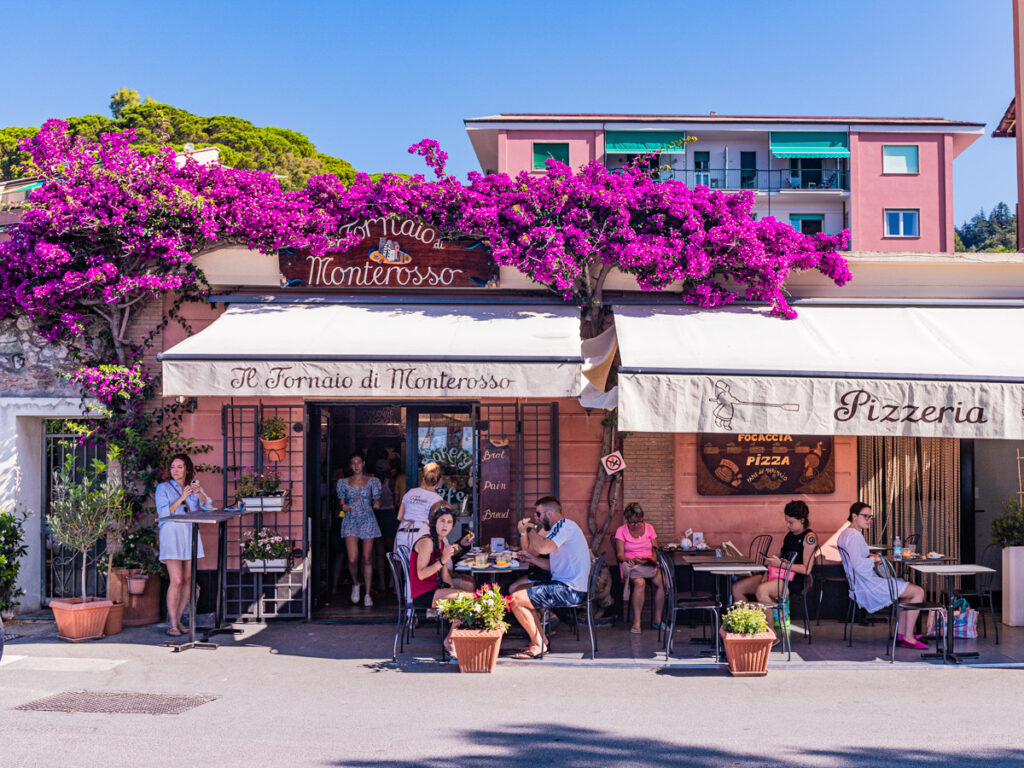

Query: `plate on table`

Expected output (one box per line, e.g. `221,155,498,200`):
492,563,512,569
927,552,944,560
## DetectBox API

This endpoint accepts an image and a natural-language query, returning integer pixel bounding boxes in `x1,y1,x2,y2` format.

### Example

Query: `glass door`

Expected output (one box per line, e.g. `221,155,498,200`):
407,406,476,540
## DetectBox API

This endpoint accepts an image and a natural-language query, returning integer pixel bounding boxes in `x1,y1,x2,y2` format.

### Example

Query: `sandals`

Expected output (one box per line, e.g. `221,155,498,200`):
511,648,544,659
166,627,182,637
629,625,642,635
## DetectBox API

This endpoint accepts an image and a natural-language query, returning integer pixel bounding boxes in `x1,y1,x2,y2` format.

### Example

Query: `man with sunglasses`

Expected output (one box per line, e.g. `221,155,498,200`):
507,496,590,659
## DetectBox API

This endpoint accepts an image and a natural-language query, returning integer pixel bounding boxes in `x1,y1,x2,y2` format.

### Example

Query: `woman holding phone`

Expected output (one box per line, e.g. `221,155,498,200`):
155,453,212,636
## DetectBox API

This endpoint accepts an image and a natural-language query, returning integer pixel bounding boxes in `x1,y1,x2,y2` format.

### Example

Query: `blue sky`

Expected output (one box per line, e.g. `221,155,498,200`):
2,0,1015,224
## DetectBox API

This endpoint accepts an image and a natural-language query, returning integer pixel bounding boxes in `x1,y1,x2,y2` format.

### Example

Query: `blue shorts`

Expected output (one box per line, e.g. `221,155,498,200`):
526,581,586,609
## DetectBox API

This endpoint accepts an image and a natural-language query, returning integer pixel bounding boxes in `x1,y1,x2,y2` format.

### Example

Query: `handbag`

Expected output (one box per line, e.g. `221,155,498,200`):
929,598,979,639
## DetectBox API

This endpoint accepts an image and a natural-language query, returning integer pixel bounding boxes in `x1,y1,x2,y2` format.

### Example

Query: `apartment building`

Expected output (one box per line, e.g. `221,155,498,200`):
464,114,984,252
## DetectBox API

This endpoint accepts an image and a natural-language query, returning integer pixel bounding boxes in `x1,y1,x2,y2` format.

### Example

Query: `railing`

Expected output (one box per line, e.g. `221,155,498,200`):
649,168,849,191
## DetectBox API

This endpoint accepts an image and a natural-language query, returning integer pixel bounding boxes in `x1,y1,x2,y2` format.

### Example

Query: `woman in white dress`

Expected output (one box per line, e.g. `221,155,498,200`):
837,501,929,649
155,454,211,637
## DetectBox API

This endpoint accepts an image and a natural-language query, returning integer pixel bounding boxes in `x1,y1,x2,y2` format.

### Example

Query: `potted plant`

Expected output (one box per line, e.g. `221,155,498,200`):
47,454,126,641
435,584,511,673
241,528,291,573
259,417,288,462
992,498,1024,626
235,467,287,512
0,506,28,621
720,602,776,677
105,524,165,626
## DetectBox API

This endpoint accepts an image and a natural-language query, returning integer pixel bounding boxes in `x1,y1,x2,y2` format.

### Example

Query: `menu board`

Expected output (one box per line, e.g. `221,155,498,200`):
478,439,514,543
697,434,835,496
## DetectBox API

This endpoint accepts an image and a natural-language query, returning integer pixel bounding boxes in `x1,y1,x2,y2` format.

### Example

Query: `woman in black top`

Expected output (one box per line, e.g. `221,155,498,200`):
732,500,817,608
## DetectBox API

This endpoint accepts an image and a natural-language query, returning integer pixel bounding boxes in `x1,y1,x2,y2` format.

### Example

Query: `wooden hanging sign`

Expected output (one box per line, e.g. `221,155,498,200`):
697,433,835,496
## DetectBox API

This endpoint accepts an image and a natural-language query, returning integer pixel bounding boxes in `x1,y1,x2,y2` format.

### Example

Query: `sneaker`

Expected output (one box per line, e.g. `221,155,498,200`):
363,593,374,608
350,584,361,604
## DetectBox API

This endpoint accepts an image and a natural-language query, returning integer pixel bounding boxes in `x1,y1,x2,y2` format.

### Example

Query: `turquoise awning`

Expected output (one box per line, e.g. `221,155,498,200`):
770,132,849,158
606,131,688,154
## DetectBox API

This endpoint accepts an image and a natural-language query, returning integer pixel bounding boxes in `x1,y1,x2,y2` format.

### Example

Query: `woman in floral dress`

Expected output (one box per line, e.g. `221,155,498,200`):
337,453,381,606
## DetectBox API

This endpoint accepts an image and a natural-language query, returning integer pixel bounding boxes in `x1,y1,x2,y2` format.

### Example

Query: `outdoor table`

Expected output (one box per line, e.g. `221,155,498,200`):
453,560,529,584
164,507,249,653
691,563,767,660
909,562,995,664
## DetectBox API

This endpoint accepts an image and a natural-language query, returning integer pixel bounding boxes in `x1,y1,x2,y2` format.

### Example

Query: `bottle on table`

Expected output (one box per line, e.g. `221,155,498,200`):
893,535,902,561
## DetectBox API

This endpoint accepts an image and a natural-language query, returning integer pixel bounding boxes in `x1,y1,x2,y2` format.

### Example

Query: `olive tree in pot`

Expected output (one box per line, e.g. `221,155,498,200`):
992,498,1024,627
47,453,128,641
720,602,776,677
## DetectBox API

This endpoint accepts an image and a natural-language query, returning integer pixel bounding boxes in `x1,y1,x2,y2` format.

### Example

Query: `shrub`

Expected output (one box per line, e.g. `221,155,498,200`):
435,584,511,632
0,507,28,613
260,417,287,441
992,498,1024,548
721,602,769,634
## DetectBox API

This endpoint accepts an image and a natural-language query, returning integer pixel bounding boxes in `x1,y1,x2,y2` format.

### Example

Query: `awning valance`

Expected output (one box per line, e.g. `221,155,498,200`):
159,303,583,398
614,304,1024,439
769,131,849,158
606,131,688,154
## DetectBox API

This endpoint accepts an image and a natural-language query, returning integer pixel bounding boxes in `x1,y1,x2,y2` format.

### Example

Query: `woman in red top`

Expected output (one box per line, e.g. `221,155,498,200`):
614,502,664,635
410,502,470,656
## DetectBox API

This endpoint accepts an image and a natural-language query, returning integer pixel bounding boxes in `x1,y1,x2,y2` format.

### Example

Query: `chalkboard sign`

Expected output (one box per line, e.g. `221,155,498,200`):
280,217,498,290
697,434,835,496
478,439,514,543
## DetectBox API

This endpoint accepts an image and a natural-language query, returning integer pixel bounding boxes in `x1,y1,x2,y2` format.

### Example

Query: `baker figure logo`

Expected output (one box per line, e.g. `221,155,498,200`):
708,380,801,431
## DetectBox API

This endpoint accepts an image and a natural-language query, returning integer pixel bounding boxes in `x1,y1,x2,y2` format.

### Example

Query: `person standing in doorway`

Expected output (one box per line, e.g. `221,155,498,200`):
337,452,382,606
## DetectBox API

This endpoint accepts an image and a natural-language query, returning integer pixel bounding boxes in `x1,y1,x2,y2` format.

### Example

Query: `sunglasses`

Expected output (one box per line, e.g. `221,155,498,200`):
857,512,873,520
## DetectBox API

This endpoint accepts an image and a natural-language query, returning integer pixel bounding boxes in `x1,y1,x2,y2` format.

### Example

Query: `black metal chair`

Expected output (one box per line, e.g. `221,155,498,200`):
764,552,798,661
789,549,816,645
385,551,446,662
902,534,921,551
658,549,719,661
538,552,605,660
748,534,773,565
955,543,1000,644
815,548,848,625
877,556,945,663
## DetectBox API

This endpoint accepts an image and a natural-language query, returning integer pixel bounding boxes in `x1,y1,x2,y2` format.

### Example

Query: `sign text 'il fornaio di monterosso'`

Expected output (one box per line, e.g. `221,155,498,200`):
279,217,498,290
230,364,515,393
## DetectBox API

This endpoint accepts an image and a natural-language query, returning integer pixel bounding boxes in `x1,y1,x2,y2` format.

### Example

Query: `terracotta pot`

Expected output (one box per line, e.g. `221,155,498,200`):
450,628,504,673
261,436,288,463
125,573,150,595
109,569,162,626
720,628,776,677
104,602,125,636
50,597,113,642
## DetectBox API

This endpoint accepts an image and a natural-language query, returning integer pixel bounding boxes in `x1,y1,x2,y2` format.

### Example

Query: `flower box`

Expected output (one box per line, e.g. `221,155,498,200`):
720,628,776,677
449,628,504,673
244,558,288,573
50,597,113,642
238,493,287,513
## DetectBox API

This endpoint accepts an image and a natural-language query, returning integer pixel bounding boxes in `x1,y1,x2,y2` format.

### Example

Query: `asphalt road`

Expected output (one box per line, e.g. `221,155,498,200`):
1,623,1023,768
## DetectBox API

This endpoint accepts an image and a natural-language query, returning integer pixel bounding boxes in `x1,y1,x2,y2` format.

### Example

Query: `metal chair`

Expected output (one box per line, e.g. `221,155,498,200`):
658,549,719,661
955,543,1000,644
385,551,446,662
837,544,864,646
814,547,848,625
877,556,945,663
902,534,921,552
764,552,798,661
748,534,773,565
538,552,605,660
789,549,816,645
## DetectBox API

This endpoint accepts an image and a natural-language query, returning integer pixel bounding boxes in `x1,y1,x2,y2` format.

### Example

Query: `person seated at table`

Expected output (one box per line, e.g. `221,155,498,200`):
838,501,929,649
732,500,817,623
155,453,212,637
409,502,472,656
507,496,590,659
614,502,664,634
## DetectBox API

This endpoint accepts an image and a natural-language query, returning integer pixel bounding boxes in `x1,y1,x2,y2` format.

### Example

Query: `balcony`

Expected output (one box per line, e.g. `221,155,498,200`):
654,168,848,191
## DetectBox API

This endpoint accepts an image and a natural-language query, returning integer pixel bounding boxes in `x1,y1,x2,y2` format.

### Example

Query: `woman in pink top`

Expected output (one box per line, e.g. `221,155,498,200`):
613,503,664,634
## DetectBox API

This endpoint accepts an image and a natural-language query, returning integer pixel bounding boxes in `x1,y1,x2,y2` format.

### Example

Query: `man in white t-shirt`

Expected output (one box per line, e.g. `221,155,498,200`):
508,496,590,659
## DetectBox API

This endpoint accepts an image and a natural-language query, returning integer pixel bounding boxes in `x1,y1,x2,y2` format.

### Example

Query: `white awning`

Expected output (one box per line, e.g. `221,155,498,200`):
614,304,1024,438
159,302,583,398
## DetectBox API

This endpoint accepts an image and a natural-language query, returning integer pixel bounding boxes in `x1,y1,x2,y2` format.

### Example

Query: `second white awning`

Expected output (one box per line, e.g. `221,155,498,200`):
615,304,1024,439
159,302,583,399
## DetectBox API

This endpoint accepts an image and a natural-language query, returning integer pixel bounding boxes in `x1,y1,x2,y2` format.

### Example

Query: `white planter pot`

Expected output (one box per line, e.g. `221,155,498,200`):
238,493,287,513
244,558,288,573
1003,546,1024,627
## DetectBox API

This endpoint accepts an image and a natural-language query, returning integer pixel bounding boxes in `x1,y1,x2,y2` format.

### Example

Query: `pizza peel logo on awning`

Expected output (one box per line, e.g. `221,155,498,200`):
707,380,800,431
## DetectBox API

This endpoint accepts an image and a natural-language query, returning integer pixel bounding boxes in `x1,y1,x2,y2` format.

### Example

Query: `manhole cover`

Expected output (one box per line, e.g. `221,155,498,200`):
15,691,218,715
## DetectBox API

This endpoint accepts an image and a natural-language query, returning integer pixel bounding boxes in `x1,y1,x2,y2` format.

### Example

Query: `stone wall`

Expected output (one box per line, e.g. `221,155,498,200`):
0,315,79,398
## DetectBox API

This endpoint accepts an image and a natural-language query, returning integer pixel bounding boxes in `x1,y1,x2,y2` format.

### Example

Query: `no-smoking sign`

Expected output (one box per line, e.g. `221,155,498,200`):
601,451,626,475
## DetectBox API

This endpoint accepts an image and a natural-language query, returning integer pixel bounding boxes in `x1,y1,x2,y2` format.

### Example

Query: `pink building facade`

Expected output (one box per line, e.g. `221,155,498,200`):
466,114,984,252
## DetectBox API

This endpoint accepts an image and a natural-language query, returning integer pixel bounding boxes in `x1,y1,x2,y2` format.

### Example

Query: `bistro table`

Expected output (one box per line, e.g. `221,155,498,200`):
453,559,529,583
164,507,249,653
691,562,767,661
909,562,995,664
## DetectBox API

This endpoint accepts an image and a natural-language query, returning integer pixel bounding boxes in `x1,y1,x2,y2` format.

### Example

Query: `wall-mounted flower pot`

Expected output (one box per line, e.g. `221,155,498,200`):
50,597,113,642
261,436,288,463
720,628,776,676
103,602,125,636
239,493,287,513
450,628,504,673
244,558,288,573
125,573,149,596
1003,546,1024,626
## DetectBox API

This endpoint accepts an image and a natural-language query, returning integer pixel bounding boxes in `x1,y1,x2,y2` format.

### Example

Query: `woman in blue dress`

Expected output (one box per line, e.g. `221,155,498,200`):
337,452,381,606
155,454,212,636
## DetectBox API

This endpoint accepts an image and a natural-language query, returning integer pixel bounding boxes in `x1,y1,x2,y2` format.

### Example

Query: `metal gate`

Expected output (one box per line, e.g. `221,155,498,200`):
475,402,559,525
221,404,308,620
41,420,107,604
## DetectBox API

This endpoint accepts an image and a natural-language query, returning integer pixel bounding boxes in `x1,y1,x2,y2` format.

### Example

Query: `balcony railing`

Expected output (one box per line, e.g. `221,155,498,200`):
647,168,849,191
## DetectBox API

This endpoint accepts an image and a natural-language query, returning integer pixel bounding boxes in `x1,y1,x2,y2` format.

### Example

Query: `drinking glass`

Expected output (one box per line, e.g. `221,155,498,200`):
474,552,488,567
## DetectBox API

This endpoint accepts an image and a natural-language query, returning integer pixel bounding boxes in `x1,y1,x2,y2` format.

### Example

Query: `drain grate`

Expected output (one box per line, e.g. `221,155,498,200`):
15,691,218,715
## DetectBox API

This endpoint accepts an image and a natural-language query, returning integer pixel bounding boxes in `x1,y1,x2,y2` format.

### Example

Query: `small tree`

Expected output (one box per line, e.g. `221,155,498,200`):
47,452,127,603
0,507,29,614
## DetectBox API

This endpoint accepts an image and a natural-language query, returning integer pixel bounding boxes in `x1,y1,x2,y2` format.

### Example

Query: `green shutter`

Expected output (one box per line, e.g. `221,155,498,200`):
533,143,570,170
606,131,688,154
770,132,849,158
789,214,824,222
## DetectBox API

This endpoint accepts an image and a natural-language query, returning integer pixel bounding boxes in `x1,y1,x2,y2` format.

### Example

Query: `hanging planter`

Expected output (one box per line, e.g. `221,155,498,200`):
238,493,287,513
260,417,289,462
240,529,291,574
244,558,289,573
125,572,149,596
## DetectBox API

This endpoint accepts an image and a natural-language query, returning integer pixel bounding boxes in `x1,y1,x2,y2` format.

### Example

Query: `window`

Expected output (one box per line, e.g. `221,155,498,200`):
882,145,919,174
533,142,569,171
790,214,824,235
884,209,920,237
